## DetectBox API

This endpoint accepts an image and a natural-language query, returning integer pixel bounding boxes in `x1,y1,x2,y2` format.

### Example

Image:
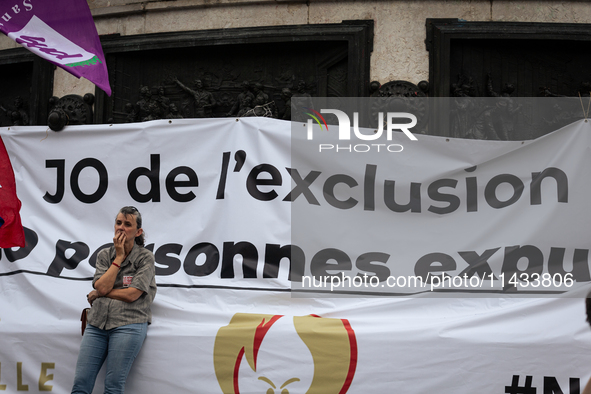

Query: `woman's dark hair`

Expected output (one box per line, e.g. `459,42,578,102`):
118,206,145,246
586,296,591,328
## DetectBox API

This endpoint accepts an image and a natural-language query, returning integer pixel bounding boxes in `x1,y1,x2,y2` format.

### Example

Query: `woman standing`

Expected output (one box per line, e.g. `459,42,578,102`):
72,206,157,394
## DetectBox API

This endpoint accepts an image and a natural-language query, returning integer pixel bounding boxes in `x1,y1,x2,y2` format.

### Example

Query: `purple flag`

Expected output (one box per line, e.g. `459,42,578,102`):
0,0,111,96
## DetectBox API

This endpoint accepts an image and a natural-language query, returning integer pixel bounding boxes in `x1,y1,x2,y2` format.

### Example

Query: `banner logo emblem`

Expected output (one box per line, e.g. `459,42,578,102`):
214,313,357,393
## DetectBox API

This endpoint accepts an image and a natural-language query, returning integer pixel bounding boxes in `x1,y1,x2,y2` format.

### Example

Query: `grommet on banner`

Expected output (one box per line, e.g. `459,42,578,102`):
578,92,590,122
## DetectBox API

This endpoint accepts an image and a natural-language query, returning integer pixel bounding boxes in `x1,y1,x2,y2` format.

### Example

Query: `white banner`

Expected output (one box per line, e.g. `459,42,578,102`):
0,117,590,393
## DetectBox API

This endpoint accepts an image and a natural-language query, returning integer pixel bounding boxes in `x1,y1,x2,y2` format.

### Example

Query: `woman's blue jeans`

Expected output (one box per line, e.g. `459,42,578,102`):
71,322,148,394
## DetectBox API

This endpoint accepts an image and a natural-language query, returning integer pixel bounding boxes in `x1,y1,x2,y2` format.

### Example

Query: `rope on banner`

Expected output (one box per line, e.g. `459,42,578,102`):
578,92,590,122
41,127,50,141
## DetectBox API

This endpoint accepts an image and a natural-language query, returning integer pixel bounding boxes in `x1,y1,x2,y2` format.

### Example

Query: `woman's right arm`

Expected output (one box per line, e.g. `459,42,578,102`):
94,233,126,296
94,262,121,297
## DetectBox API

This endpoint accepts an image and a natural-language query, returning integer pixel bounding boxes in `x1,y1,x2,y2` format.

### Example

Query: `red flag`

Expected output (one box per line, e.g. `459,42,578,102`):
0,136,25,248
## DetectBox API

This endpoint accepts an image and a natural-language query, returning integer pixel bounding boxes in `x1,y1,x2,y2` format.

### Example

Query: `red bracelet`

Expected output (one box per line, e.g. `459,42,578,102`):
112,262,121,268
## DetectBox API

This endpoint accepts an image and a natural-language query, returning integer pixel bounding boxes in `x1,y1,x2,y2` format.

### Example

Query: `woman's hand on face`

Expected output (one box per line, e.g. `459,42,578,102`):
113,231,127,256
87,290,99,306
